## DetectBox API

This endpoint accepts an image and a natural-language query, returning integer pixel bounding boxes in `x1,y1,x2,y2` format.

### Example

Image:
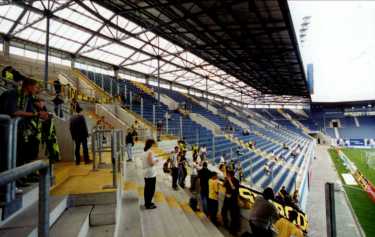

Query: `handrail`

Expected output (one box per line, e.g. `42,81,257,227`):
91,129,124,189
0,160,50,237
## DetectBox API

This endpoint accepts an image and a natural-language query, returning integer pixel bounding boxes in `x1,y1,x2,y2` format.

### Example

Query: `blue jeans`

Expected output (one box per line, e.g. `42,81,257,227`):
200,193,208,214
126,144,133,161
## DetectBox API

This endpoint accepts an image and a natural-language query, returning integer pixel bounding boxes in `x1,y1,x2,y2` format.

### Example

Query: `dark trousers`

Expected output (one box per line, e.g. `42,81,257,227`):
208,198,219,225
144,177,156,208
190,174,198,192
200,193,208,214
19,138,40,166
222,197,240,233
171,167,179,189
249,222,274,237
178,166,187,188
74,138,89,165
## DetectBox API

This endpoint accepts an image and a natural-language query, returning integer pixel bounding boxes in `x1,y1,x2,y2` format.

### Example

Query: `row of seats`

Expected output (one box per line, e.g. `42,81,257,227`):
81,70,313,193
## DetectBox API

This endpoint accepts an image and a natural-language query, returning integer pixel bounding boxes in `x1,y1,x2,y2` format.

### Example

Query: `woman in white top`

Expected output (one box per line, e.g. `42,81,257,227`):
142,139,158,209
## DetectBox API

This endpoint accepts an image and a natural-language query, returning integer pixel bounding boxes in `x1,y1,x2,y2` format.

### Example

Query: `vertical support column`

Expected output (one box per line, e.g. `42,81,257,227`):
3,37,10,56
43,10,51,90
129,91,133,110
196,129,199,145
205,76,209,109
101,72,104,89
157,55,161,107
110,77,113,96
114,66,120,97
187,87,191,95
145,76,150,85
179,116,183,138
325,183,337,237
165,116,169,134
169,82,172,90
124,84,127,100
111,132,117,188
140,97,144,117
38,167,50,237
153,104,156,125
70,55,75,69
212,136,215,160
240,90,243,106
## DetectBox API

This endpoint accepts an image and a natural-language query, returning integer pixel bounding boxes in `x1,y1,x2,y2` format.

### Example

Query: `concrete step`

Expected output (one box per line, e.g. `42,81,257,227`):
156,178,200,237
87,224,115,237
118,162,142,237
0,195,68,237
50,206,92,237
89,204,116,226
159,174,224,237
0,183,39,223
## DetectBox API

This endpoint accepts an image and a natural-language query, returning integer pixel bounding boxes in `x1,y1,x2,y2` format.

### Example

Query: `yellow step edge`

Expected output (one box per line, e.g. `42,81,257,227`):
124,181,139,191
165,195,180,209
180,202,194,214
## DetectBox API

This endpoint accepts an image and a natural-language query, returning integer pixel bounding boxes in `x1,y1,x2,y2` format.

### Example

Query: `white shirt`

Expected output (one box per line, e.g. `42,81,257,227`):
191,161,200,176
142,151,157,178
171,153,178,168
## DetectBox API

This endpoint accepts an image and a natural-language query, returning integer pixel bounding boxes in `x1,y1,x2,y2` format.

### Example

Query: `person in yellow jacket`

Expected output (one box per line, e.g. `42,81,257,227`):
208,172,220,225
274,210,304,237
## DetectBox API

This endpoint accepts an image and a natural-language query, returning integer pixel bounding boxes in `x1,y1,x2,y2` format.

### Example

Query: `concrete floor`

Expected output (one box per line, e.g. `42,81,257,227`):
306,145,363,237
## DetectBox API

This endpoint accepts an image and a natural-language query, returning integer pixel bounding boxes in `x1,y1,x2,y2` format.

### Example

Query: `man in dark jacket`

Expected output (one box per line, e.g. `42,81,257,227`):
69,107,91,165
198,161,211,214
125,128,135,161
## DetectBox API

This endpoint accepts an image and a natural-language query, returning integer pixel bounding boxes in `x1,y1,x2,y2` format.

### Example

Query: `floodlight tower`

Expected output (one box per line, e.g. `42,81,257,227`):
299,16,311,47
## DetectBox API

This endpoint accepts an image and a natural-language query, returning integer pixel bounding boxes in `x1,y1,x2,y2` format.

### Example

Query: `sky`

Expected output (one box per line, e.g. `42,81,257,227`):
289,0,375,102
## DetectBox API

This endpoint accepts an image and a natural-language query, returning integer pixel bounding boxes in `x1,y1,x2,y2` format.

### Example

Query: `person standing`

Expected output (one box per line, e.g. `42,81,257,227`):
178,150,188,188
53,79,62,95
171,146,179,190
142,139,158,209
198,161,211,214
125,128,135,162
249,187,279,237
208,172,219,225
156,120,163,141
221,170,240,234
69,107,91,165
52,94,64,118
190,155,200,192
0,79,49,166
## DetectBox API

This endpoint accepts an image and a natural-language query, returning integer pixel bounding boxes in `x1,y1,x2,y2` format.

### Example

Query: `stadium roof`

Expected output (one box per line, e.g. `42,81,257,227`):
0,0,310,105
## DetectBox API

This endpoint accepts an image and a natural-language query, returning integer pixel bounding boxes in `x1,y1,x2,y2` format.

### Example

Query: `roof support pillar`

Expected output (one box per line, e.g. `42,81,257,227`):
157,55,161,107
205,76,209,109
169,81,172,90
114,66,120,96
43,10,51,90
187,87,191,95
145,76,150,85
70,55,76,69
2,37,10,57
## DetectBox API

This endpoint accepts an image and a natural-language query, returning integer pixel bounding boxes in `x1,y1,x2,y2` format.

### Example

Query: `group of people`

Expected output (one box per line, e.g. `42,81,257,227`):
248,187,304,237
0,68,60,191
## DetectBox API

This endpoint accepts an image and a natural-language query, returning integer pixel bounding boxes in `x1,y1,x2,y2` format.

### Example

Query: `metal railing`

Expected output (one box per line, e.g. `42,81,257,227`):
0,160,50,237
0,115,20,206
91,128,125,189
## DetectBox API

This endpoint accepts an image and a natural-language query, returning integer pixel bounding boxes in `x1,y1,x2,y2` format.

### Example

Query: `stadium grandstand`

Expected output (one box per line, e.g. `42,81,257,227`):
0,1,373,237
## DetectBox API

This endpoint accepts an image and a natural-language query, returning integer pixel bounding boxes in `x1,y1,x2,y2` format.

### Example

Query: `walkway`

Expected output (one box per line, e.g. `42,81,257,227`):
306,145,363,237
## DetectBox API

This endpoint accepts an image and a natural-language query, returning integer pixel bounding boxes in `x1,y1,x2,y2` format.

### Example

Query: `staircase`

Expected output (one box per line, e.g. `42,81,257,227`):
119,151,226,237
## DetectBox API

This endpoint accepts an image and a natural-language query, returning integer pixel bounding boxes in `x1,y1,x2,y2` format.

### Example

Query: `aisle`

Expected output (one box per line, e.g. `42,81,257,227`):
306,145,362,237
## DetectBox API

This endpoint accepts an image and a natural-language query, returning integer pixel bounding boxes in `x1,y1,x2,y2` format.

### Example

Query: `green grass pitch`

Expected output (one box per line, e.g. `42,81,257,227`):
328,148,375,237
